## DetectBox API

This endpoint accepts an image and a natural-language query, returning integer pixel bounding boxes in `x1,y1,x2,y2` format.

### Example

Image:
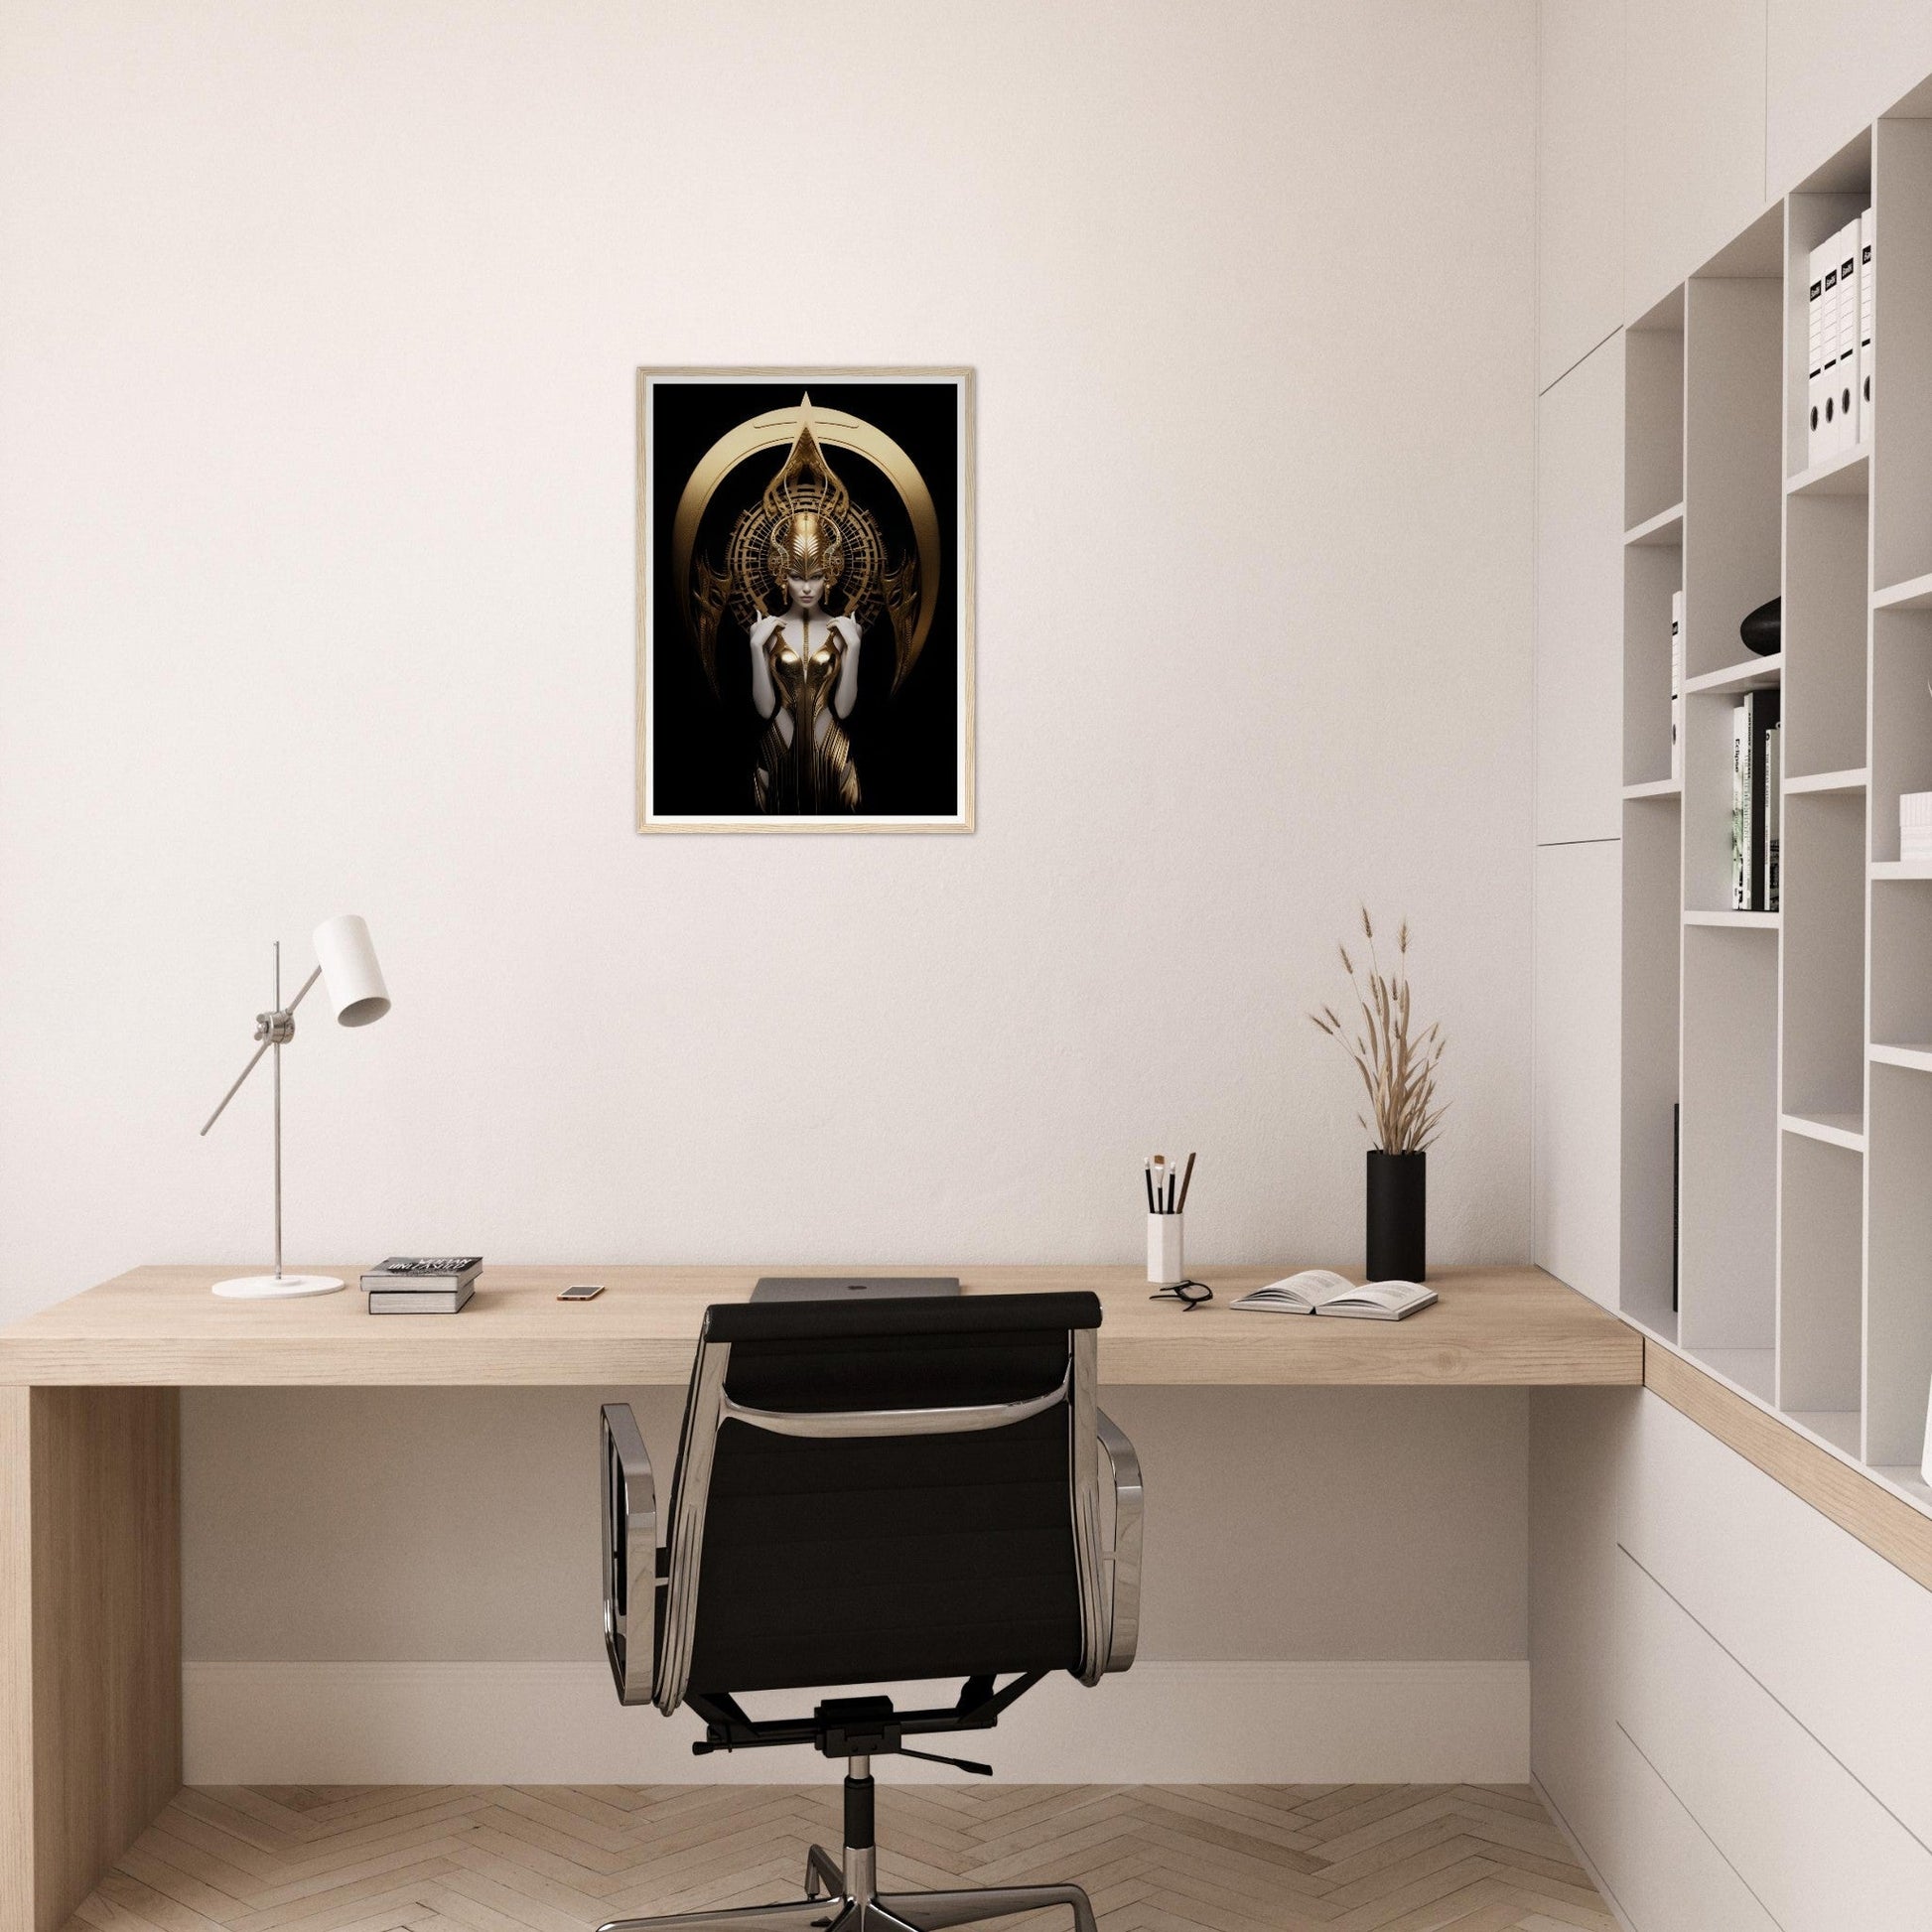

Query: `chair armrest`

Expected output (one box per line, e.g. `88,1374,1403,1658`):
1095,1408,1143,1673
601,1403,658,1707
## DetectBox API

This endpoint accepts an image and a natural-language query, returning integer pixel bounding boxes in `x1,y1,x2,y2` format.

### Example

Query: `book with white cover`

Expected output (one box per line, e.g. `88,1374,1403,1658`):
1835,219,1861,455
1860,207,1873,442
1730,702,1750,908
1807,240,1828,466
1230,1270,1437,1320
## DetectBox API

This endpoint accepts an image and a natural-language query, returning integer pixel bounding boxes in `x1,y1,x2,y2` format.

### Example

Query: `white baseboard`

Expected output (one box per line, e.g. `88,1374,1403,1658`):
183,1659,1528,1785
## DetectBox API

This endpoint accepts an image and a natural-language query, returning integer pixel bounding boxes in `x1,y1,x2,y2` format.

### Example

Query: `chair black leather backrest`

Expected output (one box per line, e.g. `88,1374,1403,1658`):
664,1292,1103,1699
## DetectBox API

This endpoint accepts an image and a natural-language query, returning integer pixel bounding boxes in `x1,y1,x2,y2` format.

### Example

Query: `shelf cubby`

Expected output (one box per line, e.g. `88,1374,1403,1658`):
1784,494,1868,776
1866,1063,1932,1466
1622,538,1681,787
1785,150,1870,482
1683,243,1782,683
1776,1133,1863,1432
1678,924,1779,1362
1779,790,1866,1120
1869,874,1932,1048
1868,608,1932,861
1625,288,1685,532
1683,677,1780,915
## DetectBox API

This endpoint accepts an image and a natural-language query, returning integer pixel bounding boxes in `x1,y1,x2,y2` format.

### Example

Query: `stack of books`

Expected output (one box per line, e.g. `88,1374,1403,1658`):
361,1256,483,1313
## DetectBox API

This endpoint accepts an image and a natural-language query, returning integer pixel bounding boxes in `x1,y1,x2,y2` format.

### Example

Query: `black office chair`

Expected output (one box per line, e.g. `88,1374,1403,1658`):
597,1291,1143,1932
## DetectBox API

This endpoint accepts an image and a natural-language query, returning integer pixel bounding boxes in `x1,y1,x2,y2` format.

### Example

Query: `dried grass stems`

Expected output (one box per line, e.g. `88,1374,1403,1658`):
1310,907,1449,1154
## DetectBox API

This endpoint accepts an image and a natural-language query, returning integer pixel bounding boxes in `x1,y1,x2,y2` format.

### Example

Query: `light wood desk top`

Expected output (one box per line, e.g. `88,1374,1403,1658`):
0,1263,1640,1387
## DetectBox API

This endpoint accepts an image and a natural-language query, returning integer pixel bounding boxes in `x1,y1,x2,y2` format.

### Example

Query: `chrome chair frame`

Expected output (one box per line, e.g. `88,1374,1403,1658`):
597,1321,1143,1932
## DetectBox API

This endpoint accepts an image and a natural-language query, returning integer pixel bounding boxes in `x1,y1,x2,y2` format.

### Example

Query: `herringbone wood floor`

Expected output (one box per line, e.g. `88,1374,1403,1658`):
67,1785,1615,1932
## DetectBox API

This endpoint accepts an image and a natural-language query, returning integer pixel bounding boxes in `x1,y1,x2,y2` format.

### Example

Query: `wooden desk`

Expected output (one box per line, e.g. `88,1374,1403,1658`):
0,1262,1637,1388
0,1262,1634,1932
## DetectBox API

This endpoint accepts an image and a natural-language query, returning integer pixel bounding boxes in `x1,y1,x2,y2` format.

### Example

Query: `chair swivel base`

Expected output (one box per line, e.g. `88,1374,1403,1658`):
594,1825,1098,1932
591,1855,1089,1932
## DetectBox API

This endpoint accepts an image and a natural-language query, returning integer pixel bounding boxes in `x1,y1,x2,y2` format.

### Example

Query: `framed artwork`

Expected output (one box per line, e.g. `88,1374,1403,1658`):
635,368,974,832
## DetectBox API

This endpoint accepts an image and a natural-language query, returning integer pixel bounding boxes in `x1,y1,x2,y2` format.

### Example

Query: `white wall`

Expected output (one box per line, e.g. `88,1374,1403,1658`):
0,1,1540,1767
0,0,1537,1307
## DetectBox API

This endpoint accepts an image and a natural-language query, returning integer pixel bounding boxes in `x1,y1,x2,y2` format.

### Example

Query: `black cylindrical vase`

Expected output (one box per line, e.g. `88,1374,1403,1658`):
1366,1150,1426,1282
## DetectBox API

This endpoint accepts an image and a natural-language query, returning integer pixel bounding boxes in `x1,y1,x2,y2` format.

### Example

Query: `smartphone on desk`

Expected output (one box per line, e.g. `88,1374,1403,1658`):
558,1283,605,1301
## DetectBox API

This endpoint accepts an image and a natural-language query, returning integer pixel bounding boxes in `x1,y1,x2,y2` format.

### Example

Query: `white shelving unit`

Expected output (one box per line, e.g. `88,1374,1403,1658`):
1619,108,1932,1517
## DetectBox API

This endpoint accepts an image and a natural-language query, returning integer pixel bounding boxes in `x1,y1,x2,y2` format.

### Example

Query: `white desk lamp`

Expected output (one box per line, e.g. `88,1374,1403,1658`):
200,914,391,1299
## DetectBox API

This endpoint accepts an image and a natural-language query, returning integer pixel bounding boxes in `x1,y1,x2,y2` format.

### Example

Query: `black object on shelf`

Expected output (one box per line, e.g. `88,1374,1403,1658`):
1740,595,1781,656
1366,1149,1426,1283
1672,1102,1681,1314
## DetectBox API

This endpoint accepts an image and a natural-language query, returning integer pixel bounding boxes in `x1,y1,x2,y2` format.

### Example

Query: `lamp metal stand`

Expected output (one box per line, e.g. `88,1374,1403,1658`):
202,939,341,1300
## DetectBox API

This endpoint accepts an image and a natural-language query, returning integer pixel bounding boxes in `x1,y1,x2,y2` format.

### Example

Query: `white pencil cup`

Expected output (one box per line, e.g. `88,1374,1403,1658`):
1148,1213,1185,1287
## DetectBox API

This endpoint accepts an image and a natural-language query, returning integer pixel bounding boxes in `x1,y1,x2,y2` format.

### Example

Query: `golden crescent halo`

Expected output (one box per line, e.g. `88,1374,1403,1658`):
670,394,942,690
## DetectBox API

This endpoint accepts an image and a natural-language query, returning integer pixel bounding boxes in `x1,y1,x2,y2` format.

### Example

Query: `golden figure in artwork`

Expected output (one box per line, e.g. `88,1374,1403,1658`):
674,395,937,815
747,510,863,811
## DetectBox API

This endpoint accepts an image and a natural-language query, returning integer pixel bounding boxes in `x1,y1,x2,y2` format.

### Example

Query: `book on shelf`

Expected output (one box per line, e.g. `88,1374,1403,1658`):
1730,703,1749,907
1670,590,1683,780
1230,1271,1437,1320
368,1281,475,1314
1728,690,1781,910
1765,721,1781,911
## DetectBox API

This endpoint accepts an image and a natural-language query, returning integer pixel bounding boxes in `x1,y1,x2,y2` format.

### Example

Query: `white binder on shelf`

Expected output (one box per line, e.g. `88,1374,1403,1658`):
1859,206,1873,446
1807,238,1830,467
1820,231,1845,457
1835,219,1861,456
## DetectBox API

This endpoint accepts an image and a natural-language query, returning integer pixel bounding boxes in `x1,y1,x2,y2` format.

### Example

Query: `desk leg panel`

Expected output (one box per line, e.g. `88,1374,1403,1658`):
0,1387,182,1932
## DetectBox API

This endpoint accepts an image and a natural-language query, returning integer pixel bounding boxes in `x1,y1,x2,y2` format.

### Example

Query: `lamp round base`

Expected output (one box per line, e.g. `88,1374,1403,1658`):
210,1274,345,1300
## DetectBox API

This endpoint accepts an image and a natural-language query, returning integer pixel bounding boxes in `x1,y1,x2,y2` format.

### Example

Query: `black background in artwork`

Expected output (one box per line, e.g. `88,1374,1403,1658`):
646,379,961,819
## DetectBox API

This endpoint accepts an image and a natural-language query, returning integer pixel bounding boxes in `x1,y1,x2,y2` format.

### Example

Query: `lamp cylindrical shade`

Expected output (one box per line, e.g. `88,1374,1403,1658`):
312,914,390,1028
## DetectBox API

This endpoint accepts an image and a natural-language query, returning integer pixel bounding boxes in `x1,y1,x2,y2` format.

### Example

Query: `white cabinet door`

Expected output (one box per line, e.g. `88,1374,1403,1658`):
1623,1390,1932,1849
1625,0,1768,317
1768,0,1932,196
1538,0,1624,389
1536,337,1624,844
1602,1725,1780,1932
1615,1547,1932,1929
1533,841,1622,1307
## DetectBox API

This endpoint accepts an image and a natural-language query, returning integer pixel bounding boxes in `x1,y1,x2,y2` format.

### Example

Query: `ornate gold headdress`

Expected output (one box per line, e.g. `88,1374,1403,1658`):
768,509,843,591
674,394,936,699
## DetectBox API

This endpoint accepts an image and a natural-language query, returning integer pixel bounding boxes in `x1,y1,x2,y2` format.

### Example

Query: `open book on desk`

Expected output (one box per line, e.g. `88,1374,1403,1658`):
1230,1270,1437,1320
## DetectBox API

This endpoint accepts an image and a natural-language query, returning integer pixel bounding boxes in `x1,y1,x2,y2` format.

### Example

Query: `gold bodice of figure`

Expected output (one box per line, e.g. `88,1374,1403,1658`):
754,621,861,813
767,628,843,715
